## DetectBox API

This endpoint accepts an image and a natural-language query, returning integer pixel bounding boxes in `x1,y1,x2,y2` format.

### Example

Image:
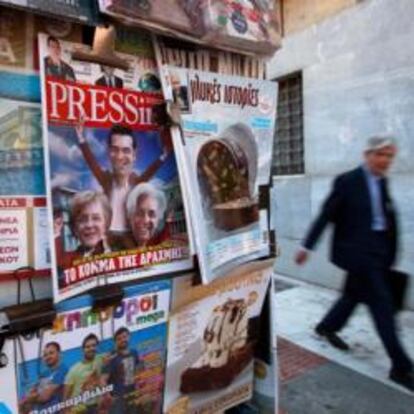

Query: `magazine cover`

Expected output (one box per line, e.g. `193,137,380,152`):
0,102,48,276
0,0,99,24
98,1,280,56
164,260,273,414
0,333,18,413
180,0,281,55
251,277,278,414
38,34,192,301
251,351,278,414
0,7,81,280
154,35,267,79
99,0,194,35
16,279,171,414
159,67,277,284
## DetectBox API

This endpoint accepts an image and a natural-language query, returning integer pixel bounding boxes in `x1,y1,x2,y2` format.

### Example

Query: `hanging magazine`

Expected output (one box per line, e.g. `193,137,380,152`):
38,34,192,302
164,260,272,414
0,0,99,24
159,66,277,283
15,280,171,414
98,0,281,56
0,7,82,281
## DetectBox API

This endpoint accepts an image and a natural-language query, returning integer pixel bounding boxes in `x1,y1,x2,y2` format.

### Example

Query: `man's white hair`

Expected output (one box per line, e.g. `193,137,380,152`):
365,135,397,152
126,182,167,223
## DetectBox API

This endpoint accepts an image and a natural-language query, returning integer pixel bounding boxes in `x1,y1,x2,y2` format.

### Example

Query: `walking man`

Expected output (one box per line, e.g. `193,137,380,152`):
295,136,413,391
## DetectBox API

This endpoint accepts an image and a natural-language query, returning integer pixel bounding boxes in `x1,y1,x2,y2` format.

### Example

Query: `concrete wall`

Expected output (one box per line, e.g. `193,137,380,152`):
268,0,414,308
282,0,360,34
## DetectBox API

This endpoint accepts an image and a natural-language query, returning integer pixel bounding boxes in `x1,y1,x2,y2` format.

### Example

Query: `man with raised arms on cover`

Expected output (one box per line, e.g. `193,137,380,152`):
101,327,141,414
63,334,107,414
75,121,171,240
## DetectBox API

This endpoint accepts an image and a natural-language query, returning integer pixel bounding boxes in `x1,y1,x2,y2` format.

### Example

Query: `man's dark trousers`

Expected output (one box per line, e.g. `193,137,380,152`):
318,232,412,372
304,167,412,373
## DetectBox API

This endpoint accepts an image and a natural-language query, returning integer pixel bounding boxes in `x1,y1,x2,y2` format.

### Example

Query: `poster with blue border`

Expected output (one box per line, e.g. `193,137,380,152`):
16,279,171,414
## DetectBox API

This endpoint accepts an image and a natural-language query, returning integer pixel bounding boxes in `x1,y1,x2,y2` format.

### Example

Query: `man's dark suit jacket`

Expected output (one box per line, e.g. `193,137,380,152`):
303,166,398,273
95,75,123,88
44,57,76,81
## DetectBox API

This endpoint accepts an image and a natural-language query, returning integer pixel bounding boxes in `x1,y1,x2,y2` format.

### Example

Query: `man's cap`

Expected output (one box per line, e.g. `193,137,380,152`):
365,135,397,152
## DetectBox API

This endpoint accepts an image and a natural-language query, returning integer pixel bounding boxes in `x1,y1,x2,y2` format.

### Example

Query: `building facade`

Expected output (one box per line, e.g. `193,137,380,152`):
269,0,414,308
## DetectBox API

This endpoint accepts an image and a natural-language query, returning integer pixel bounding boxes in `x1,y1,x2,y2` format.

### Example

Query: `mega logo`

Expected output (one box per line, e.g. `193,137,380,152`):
53,293,165,333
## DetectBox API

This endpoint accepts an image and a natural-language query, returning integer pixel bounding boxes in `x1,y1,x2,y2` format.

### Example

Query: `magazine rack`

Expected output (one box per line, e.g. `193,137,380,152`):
0,267,55,368
0,4,279,411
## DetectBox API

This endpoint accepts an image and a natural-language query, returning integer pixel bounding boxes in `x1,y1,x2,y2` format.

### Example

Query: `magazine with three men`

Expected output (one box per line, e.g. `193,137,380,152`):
38,34,192,302
16,279,171,414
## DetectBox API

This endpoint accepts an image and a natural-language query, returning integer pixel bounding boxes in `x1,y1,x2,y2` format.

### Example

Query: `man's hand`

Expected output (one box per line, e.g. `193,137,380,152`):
295,249,309,265
75,115,86,144
98,393,113,413
27,387,39,403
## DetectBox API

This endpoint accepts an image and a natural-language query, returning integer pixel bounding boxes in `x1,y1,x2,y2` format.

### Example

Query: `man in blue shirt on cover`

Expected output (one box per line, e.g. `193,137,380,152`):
21,342,68,413
102,327,141,414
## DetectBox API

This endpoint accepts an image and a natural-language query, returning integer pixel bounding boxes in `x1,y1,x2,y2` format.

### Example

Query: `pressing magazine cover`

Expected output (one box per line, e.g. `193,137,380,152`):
159,67,277,283
164,260,272,414
16,279,171,414
38,34,192,301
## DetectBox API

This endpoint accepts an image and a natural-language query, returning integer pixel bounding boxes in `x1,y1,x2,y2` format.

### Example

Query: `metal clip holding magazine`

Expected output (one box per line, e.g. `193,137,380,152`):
152,101,182,128
0,267,56,368
258,183,277,258
153,99,186,150
90,283,124,311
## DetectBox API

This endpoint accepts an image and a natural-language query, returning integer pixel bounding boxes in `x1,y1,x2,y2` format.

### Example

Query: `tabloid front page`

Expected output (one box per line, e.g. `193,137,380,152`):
38,34,192,301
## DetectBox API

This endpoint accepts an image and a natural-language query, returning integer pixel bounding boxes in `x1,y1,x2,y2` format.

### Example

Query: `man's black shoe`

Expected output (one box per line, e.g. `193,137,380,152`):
315,326,350,351
389,369,414,392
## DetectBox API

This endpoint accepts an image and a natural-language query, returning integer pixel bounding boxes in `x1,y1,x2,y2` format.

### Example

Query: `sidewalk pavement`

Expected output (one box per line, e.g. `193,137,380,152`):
273,274,414,414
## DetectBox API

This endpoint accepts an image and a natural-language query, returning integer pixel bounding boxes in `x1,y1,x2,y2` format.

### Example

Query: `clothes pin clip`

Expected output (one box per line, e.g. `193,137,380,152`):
0,267,56,368
90,283,124,312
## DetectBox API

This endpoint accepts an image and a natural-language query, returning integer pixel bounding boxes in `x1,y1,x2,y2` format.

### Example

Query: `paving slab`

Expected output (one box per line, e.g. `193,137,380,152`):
281,362,414,414
272,275,414,393
274,274,414,413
